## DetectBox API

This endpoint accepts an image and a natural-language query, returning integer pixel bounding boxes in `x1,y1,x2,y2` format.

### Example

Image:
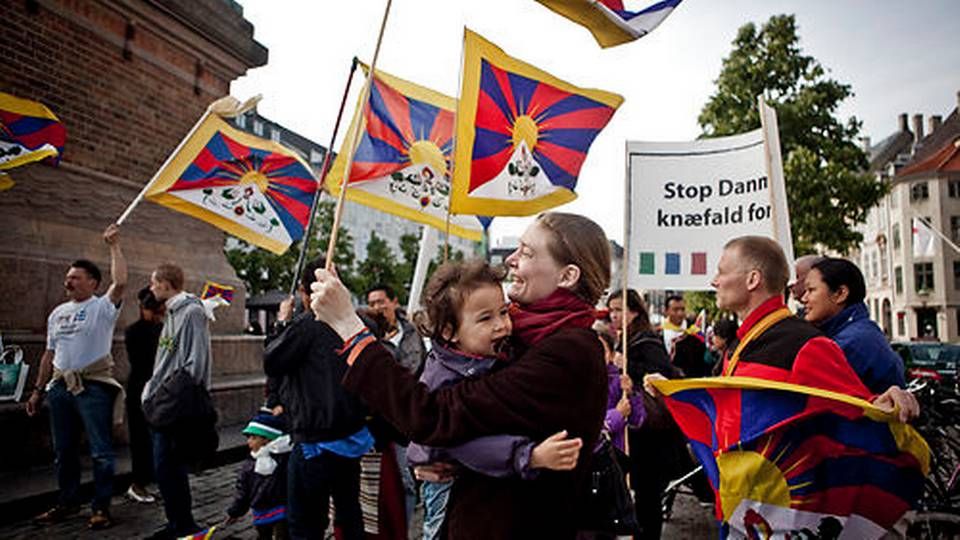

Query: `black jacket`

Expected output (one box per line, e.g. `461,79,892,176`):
227,452,289,518
263,312,367,443
622,330,678,386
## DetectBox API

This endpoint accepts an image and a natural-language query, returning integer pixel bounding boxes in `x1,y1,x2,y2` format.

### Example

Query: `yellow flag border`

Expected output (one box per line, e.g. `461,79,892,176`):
450,28,624,216
535,1,636,48
652,376,930,473
145,111,318,255
325,65,483,241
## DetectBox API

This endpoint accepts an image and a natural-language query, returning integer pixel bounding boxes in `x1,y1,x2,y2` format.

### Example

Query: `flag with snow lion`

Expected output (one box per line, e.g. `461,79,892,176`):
651,377,929,539
325,64,488,241
450,29,623,216
145,98,318,255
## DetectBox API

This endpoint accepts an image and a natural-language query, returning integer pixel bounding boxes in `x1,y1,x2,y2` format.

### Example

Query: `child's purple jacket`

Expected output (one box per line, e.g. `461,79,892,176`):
406,344,536,479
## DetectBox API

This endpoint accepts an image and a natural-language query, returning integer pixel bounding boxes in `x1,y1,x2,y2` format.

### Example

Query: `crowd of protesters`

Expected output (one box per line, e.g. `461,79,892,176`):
22,215,922,539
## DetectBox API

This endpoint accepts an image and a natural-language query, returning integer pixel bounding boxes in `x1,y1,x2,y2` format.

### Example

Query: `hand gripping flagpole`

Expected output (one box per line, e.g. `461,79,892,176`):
289,57,361,297
325,0,394,271
115,95,259,225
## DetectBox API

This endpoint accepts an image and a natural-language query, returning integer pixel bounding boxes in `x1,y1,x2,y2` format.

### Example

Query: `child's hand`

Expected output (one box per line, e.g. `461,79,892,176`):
619,373,634,394
414,462,458,483
530,430,582,471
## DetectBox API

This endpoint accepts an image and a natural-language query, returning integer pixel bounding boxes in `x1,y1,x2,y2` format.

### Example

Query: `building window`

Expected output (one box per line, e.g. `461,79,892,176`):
880,245,888,280
951,217,960,243
895,266,903,295
870,251,878,280
954,261,960,290
253,120,264,136
893,224,901,250
897,312,906,336
271,128,281,142
235,114,246,129
915,262,934,292
950,180,960,198
911,182,929,201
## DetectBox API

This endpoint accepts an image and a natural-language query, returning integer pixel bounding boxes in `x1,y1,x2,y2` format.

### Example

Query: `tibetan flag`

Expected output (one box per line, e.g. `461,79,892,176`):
200,281,235,305
326,64,488,241
693,308,706,342
145,97,318,255
535,0,683,48
178,525,216,540
0,92,66,170
652,377,929,539
450,30,623,216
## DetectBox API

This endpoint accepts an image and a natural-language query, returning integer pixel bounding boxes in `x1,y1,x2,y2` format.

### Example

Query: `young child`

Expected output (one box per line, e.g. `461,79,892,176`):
597,332,645,452
407,260,584,540
225,411,293,540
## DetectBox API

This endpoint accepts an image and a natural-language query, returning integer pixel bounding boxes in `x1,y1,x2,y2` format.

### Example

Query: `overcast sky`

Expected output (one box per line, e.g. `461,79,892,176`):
232,0,960,246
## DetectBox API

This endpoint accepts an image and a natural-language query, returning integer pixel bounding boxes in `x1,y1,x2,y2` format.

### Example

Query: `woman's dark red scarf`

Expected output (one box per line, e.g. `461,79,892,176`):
510,288,597,346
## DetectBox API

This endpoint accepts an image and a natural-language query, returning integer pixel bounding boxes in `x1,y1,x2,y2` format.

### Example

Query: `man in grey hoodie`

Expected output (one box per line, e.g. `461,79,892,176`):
143,263,212,539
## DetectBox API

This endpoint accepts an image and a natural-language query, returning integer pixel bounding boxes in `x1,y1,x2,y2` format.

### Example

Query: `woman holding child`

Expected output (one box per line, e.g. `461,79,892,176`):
310,213,610,539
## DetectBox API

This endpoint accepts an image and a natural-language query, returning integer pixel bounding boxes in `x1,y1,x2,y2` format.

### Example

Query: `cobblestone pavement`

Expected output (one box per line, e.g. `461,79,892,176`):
0,460,716,539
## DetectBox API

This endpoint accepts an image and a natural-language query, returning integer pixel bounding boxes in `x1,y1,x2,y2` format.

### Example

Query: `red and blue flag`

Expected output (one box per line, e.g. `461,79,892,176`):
652,377,929,539
200,281,235,305
535,0,684,48
326,65,488,240
145,97,318,255
0,91,66,170
450,30,623,216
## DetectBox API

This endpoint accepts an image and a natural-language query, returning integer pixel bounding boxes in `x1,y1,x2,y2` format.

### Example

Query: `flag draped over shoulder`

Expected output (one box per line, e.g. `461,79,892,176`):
652,377,929,539
199,281,235,305
535,0,683,48
325,65,488,241
0,91,66,170
450,30,623,217
145,98,318,255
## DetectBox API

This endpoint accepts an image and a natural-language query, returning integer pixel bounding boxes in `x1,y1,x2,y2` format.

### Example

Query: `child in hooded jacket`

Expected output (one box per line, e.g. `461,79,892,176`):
407,260,584,540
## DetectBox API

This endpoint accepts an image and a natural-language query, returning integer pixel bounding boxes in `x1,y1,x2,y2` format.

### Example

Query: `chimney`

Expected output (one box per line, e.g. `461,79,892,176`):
929,115,942,134
898,113,909,132
913,114,925,144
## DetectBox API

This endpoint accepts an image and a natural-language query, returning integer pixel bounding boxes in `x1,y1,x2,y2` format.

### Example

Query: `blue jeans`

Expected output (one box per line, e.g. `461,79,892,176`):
288,444,364,540
421,480,452,540
47,380,116,511
152,429,198,536
393,443,417,526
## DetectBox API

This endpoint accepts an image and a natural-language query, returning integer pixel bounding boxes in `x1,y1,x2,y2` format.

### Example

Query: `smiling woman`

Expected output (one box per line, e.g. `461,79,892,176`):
309,212,611,539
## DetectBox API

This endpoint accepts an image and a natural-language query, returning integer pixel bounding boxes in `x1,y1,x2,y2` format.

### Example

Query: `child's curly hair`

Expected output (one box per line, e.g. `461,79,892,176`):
413,259,507,346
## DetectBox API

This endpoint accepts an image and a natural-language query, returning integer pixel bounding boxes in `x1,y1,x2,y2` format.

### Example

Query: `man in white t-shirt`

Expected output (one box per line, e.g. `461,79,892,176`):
26,224,127,530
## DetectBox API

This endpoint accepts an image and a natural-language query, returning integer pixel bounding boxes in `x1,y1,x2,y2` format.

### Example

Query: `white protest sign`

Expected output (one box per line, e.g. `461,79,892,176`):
625,101,792,290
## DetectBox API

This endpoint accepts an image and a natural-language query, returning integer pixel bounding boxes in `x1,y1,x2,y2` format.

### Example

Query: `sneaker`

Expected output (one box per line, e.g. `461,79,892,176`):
126,484,156,503
33,504,79,524
88,509,113,530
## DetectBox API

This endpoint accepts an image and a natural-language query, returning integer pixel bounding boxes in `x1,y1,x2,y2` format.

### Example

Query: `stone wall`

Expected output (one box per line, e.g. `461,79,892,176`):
0,0,270,472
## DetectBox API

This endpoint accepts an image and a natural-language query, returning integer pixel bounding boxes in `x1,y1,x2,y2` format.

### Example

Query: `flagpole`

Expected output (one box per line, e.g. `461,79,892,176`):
325,0,393,271
116,107,215,225
289,57,360,297
621,140,632,469
916,214,960,255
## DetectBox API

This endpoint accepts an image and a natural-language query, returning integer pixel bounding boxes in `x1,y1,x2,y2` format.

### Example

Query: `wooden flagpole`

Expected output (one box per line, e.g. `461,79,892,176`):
621,141,633,471
325,0,393,271
289,57,361,297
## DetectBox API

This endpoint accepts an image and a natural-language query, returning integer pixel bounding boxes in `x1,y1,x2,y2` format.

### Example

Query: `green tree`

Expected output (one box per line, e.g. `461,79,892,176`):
698,14,886,254
225,199,357,296
354,232,404,303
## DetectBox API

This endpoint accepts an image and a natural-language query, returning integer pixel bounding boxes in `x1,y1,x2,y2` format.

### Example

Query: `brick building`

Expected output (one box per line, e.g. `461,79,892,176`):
0,0,268,471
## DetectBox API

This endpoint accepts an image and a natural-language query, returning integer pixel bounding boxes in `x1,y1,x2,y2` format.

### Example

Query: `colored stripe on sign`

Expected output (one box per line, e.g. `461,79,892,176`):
691,252,707,275
665,252,680,275
639,252,655,275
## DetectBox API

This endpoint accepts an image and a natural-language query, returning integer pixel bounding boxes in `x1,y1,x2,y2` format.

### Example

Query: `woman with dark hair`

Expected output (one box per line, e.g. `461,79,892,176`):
708,318,739,376
309,212,610,539
801,257,905,394
606,289,684,540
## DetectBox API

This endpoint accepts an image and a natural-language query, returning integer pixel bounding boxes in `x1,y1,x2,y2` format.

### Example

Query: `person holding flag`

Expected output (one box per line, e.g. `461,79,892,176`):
308,212,611,539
